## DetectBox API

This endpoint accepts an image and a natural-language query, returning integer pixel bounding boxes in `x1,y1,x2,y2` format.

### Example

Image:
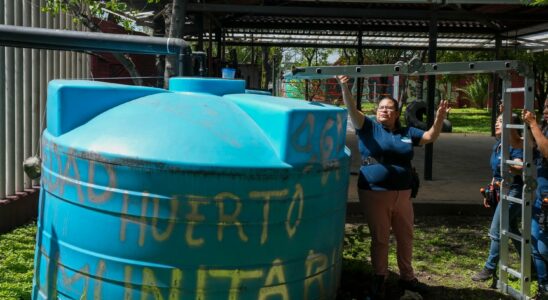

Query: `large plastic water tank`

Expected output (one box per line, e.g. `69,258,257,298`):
33,77,350,299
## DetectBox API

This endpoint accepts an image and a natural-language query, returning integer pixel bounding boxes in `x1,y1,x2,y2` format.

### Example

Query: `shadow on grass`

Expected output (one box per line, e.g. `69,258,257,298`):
337,257,512,300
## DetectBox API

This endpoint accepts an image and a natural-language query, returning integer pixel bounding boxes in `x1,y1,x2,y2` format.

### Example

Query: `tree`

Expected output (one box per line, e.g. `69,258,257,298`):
456,75,490,108
43,0,161,86
509,50,548,109
280,47,333,99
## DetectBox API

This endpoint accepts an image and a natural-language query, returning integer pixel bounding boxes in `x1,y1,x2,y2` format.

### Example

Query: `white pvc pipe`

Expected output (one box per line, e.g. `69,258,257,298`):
84,50,89,80
59,13,65,80
53,14,60,82
32,0,41,187
71,20,77,79
77,23,83,79
45,3,53,134
15,0,24,192
5,0,15,197
64,13,71,79
0,0,5,199
23,0,32,189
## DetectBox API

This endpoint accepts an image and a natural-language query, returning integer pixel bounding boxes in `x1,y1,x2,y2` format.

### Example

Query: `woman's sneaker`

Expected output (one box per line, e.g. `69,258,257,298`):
398,278,429,294
536,283,548,300
471,267,495,282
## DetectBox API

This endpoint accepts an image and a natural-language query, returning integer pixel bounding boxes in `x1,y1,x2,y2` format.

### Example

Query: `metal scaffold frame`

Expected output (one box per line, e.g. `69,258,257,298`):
285,59,536,300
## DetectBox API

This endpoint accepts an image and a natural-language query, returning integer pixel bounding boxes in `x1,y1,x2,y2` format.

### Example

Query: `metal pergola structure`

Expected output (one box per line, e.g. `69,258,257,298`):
131,1,548,52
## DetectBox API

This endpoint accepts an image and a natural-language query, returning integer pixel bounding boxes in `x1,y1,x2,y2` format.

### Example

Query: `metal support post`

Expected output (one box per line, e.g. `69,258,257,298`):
0,0,5,199
425,10,437,180
491,34,502,137
357,31,363,110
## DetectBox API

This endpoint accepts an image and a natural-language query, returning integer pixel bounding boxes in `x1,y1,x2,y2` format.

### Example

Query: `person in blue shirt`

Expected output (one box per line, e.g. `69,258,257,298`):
523,99,548,298
471,113,523,283
337,75,450,299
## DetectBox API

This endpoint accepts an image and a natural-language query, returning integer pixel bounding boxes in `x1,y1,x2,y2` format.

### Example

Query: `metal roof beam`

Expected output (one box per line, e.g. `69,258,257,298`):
221,22,497,34
187,3,548,22
504,22,548,38
186,39,496,51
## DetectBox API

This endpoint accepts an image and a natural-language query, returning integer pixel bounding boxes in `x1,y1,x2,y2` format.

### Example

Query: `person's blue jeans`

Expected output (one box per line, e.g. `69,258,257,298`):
532,187,548,286
484,187,522,270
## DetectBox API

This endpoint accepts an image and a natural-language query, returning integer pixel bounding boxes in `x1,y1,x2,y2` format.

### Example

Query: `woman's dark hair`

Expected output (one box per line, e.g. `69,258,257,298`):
378,96,402,129
497,112,522,137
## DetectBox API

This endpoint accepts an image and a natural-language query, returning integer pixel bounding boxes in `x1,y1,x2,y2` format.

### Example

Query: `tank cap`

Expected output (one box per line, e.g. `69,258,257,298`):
169,77,245,96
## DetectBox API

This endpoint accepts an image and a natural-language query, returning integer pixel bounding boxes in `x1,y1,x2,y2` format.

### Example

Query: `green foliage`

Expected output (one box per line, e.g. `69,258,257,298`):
456,75,491,108
437,50,494,63
506,50,548,107
0,223,36,300
43,0,160,31
522,0,548,5
282,48,334,67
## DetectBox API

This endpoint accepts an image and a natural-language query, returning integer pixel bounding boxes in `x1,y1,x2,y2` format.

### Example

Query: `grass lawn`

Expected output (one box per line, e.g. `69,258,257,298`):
0,223,35,300
0,216,528,300
447,108,492,134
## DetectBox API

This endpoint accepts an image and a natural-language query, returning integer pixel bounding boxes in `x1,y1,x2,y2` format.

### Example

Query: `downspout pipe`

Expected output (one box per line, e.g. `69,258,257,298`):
0,24,192,76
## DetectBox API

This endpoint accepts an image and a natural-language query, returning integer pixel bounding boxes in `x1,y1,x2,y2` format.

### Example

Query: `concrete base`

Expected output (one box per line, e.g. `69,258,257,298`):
0,188,39,234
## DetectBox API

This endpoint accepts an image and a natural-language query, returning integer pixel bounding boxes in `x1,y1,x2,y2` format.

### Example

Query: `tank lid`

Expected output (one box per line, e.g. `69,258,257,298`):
169,77,245,96
52,92,287,169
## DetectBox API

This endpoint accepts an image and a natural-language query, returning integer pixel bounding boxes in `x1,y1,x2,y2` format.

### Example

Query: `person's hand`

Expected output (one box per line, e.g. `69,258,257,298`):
483,197,490,208
522,109,537,126
436,100,451,120
336,75,349,85
499,103,504,114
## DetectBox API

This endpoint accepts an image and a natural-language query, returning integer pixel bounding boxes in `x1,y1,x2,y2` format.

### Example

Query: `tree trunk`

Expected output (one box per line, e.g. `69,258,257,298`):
164,0,187,88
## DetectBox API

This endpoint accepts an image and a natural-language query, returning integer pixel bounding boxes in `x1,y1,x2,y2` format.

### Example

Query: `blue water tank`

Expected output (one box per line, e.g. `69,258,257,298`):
33,77,350,300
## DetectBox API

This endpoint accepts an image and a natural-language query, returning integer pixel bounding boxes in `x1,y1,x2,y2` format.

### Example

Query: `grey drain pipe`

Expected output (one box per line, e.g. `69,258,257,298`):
0,24,192,77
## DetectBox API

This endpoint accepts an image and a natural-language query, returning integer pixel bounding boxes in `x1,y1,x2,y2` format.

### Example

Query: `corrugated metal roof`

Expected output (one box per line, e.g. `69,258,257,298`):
130,1,548,50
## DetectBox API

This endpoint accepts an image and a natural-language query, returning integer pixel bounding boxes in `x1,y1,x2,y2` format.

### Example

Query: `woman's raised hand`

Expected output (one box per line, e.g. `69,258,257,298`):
336,75,349,85
436,100,451,120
